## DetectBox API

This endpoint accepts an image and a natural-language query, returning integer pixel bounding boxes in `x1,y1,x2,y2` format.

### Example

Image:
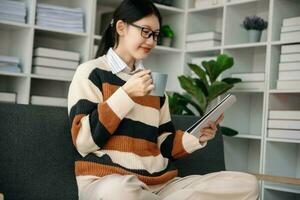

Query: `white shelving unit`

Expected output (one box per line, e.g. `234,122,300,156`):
1,0,300,199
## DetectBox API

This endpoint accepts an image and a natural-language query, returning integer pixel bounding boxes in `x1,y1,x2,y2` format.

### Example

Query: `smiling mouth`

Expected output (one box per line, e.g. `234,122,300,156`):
141,47,151,53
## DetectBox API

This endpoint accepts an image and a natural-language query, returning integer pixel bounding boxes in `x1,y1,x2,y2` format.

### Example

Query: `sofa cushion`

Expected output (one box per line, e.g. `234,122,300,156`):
0,103,78,200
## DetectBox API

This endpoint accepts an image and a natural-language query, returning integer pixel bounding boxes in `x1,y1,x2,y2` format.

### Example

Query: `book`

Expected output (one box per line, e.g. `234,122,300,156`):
186,32,222,42
280,54,300,63
0,92,16,103
280,31,300,42
281,44,300,54
269,110,300,120
34,47,80,61
231,73,265,82
277,80,300,89
186,94,236,138
32,66,75,78
282,16,300,27
268,120,300,130
0,55,20,64
278,71,300,81
268,129,300,140
0,65,21,73
279,62,300,71
186,40,221,51
30,95,67,107
33,57,78,70
281,25,300,33
234,82,265,90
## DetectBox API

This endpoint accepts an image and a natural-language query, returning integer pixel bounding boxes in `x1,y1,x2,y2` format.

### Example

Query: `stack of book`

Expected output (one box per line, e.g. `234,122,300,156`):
32,47,80,78
0,55,21,73
194,0,224,9
30,95,67,107
186,31,221,51
268,110,300,140
36,3,85,33
0,0,26,23
277,44,300,90
231,72,265,90
280,16,300,42
0,91,16,103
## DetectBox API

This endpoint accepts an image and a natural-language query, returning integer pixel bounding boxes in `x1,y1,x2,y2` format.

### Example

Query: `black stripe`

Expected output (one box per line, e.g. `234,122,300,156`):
160,95,166,109
159,121,175,135
69,99,98,123
69,99,112,148
89,108,112,148
160,133,175,160
75,153,177,177
115,118,158,143
88,68,126,92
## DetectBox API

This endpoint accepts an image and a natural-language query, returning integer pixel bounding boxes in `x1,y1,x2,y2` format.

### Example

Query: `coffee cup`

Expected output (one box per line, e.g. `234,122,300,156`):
149,72,168,97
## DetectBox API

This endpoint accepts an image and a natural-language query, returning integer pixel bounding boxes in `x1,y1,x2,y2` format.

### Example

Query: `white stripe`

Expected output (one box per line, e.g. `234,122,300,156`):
76,115,100,156
94,150,169,174
157,132,173,149
126,103,159,127
182,132,206,153
106,87,135,120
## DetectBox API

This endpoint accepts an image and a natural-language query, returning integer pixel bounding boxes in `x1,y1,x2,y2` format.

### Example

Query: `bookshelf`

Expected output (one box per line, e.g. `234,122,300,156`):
0,0,300,199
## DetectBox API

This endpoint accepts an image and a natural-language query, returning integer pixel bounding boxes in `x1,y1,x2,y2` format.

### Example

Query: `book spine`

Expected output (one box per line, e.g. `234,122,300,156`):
268,120,300,130
186,32,222,42
277,80,300,89
268,129,300,140
279,62,300,71
280,31,300,42
281,25,300,33
269,110,300,120
33,57,78,69
280,54,300,63
282,16,300,27
34,47,80,61
278,71,300,81
281,44,300,54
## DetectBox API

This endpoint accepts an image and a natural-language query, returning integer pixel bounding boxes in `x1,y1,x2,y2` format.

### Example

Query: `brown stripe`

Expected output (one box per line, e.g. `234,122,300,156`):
71,114,86,146
75,161,178,185
98,103,121,134
172,130,188,159
102,83,160,110
102,135,160,156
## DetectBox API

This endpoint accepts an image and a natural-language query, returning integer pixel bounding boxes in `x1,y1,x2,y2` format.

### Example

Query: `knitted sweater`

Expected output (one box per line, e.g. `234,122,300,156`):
67,56,206,185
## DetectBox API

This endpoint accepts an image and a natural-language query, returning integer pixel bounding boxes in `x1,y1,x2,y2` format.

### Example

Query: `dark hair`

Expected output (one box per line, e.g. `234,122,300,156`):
96,0,162,57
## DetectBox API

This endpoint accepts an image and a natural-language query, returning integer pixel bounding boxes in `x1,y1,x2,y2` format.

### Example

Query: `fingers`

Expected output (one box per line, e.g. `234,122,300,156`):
134,69,151,78
215,113,224,125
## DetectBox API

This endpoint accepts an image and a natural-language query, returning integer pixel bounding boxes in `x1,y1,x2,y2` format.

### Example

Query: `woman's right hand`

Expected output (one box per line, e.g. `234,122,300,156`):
122,69,154,97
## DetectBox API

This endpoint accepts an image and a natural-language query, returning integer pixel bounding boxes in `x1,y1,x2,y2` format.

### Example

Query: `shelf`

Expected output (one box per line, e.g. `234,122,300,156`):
223,42,267,50
155,3,185,15
269,89,300,94
0,71,28,78
188,5,224,13
264,188,300,200
271,41,300,46
30,74,72,82
266,138,300,144
0,20,31,29
226,0,261,7
185,46,221,53
224,137,261,173
232,134,262,140
34,26,88,37
230,89,265,93
264,182,300,194
153,45,182,54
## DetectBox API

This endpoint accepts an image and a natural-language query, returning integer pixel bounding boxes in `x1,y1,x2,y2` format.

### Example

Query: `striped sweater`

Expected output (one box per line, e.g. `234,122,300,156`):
67,56,206,185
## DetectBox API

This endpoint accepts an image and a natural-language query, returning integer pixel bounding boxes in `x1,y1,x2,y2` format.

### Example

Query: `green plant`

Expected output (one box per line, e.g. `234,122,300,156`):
243,16,268,31
168,54,242,136
160,25,174,38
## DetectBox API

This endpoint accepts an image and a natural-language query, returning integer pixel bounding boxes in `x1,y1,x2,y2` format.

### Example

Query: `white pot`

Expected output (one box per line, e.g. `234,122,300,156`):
248,30,262,43
162,37,172,47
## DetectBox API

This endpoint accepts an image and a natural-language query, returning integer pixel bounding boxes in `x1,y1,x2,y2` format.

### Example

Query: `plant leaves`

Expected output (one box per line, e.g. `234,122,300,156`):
188,63,208,87
208,81,233,102
202,60,216,83
221,77,242,85
220,126,239,136
194,78,208,96
178,76,207,111
214,54,234,80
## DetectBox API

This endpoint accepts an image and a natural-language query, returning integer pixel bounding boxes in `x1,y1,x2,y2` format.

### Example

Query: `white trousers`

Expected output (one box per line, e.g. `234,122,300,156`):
77,171,259,200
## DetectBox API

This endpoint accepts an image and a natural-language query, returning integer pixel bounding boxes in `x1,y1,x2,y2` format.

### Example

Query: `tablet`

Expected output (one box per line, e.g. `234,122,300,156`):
186,94,236,138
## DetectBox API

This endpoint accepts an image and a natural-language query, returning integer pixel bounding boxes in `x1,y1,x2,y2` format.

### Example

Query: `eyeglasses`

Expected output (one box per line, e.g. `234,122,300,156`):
129,23,160,42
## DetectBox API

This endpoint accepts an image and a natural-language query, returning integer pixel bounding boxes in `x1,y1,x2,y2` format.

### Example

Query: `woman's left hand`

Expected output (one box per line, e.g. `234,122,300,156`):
199,113,224,145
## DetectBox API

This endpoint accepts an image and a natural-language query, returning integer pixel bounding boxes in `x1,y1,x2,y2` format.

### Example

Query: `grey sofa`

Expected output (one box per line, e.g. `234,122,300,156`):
0,103,225,200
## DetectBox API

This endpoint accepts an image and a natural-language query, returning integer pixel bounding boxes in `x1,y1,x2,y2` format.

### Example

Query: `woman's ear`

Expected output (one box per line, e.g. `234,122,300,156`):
116,20,127,36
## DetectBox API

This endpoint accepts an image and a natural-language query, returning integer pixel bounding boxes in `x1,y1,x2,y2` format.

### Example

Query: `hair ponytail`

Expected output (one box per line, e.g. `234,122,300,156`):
95,0,162,58
96,23,115,57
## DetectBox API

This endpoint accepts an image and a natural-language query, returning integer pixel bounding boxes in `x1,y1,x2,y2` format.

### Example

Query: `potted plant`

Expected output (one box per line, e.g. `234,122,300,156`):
168,54,242,136
242,15,268,43
159,25,174,47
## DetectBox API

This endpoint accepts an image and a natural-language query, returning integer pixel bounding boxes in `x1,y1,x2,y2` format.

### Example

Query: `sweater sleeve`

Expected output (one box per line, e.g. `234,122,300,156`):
157,94,206,160
68,75,135,157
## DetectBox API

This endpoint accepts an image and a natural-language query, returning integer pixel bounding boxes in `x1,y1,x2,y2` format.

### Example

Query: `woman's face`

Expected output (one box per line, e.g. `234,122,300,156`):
117,14,160,61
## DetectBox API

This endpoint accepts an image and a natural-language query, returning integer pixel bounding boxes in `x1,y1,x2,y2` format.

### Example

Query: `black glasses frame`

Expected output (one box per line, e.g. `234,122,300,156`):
129,23,160,41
